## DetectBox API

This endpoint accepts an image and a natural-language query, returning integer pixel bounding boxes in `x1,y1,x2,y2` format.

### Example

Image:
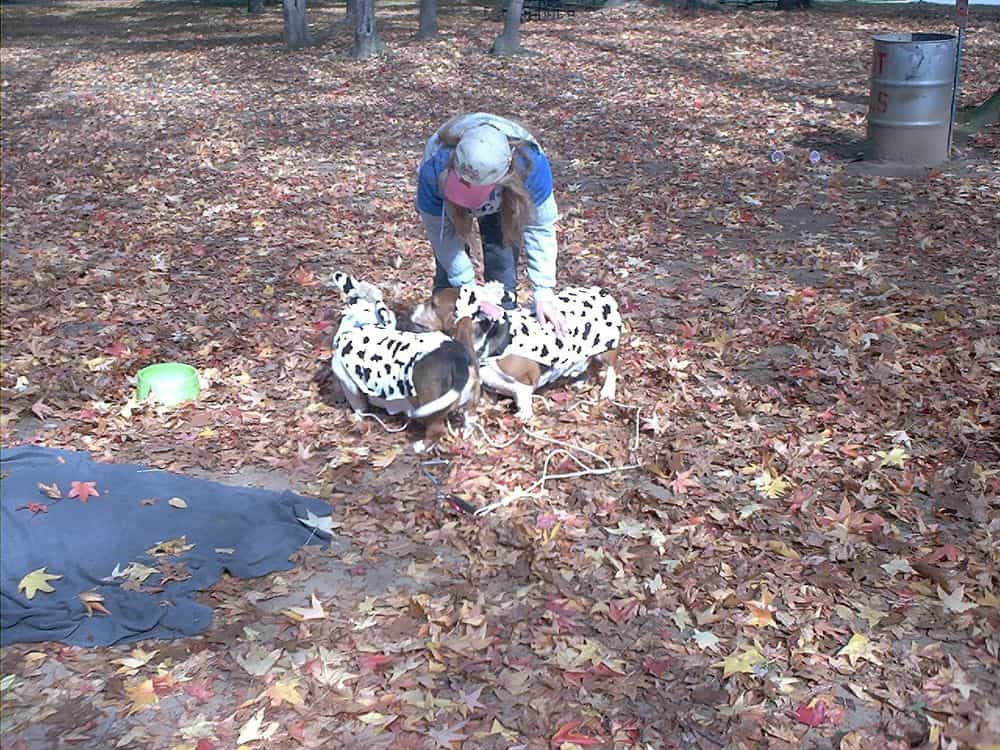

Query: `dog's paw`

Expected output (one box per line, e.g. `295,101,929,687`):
515,409,534,422
413,439,429,454
599,382,617,400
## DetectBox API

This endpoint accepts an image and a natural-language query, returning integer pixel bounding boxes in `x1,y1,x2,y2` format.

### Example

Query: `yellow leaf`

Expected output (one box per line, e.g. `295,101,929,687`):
714,646,765,678
752,470,790,498
18,568,62,599
875,447,908,468
146,536,194,557
126,678,159,714
765,540,800,559
113,648,159,675
267,676,304,707
282,593,326,622
84,355,114,371
837,633,880,666
490,719,520,741
237,708,279,744
79,590,110,616
745,601,777,629
357,711,397,728
371,446,401,470
168,497,188,509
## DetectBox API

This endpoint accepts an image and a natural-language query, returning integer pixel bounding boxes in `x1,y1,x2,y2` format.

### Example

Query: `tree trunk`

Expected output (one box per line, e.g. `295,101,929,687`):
491,0,523,56
957,87,1000,132
349,0,385,59
416,0,438,40
248,0,264,14
282,0,311,49
344,0,357,26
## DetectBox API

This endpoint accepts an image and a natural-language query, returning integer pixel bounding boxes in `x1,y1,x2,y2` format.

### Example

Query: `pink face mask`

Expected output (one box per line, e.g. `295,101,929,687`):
478,301,504,320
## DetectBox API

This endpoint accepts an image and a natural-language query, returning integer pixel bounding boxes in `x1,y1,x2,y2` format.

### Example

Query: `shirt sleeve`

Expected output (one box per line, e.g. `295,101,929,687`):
520,147,554,207
416,147,451,216
522,192,559,299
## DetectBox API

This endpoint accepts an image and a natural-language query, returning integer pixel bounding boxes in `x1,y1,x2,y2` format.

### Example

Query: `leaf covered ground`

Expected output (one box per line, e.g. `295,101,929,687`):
1,0,999,747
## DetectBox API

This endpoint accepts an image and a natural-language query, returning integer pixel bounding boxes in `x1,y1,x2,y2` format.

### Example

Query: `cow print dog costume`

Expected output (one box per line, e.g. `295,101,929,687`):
328,272,493,453
411,284,623,419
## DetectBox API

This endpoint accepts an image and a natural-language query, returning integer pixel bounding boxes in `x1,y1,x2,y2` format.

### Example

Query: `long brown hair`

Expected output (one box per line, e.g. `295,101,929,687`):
437,118,538,250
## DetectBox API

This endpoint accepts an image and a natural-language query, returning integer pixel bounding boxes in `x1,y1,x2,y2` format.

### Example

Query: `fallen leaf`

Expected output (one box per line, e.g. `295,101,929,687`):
126,678,159,714
753,469,790,498
837,633,881,666
282,593,326,622
37,482,61,499
875,446,908,468
267,676,304,707
714,646,765,678
357,711,397,728
236,647,282,677
693,629,722,651
668,468,700,494
937,585,977,614
237,708,279,744
371,446,401,469
146,536,194,557
881,557,914,577
18,567,62,599
68,480,100,502
113,648,159,675
489,718,519,741
551,720,603,747
426,720,468,748
795,699,827,727
79,590,110,616
298,510,335,536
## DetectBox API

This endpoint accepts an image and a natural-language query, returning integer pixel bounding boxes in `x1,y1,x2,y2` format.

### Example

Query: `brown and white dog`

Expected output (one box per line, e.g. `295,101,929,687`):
411,284,622,419
328,273,503,452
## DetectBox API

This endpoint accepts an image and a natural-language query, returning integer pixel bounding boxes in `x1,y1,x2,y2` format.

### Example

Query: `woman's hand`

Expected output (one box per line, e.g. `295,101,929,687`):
535,299,568,336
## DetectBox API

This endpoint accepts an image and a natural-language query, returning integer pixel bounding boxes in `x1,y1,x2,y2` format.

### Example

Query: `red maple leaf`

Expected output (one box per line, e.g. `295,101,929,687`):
291,267,319,286
643,657,671,677
358,653,394,670
183,681,215,703
795,701,827,727
668,468,699,495
68,481,100,502
151,674,176,696
551,720,603,747
17,502,49,514
608,598,640,624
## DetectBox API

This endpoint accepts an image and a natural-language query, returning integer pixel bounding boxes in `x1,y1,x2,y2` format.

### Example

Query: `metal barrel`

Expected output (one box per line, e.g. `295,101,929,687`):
866,33,957,165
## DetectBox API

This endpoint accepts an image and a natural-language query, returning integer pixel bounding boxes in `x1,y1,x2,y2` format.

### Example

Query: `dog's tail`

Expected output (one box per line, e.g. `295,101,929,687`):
411,389,461,419
411,342,473,419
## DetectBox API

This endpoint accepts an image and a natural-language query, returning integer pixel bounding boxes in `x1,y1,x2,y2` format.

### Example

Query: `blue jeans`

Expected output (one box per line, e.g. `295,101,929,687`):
433,212,519,309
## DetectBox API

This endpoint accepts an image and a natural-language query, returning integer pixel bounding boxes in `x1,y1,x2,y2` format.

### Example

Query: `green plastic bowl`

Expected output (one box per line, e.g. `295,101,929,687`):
136,363,201,407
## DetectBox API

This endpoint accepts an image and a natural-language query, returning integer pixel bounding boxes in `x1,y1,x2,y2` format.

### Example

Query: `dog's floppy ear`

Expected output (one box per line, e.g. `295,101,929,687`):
410,302,441,331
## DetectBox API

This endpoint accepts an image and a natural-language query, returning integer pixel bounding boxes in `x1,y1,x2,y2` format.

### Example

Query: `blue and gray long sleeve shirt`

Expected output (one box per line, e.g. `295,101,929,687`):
416,113,559,302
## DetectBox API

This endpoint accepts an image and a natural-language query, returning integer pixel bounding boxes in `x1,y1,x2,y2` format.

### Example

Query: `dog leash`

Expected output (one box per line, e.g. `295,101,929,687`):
418,459,478,516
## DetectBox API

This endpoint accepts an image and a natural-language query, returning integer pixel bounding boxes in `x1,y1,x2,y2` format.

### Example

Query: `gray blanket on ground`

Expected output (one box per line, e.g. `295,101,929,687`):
0,445,332,647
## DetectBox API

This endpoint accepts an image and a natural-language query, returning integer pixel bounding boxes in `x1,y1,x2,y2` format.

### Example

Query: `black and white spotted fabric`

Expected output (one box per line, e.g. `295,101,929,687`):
331,280,450,403
456,286,622,387
334,325,450,401
468,187,503,218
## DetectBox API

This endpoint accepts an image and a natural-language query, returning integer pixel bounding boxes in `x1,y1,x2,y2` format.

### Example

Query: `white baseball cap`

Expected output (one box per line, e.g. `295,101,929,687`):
444,125,512,209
